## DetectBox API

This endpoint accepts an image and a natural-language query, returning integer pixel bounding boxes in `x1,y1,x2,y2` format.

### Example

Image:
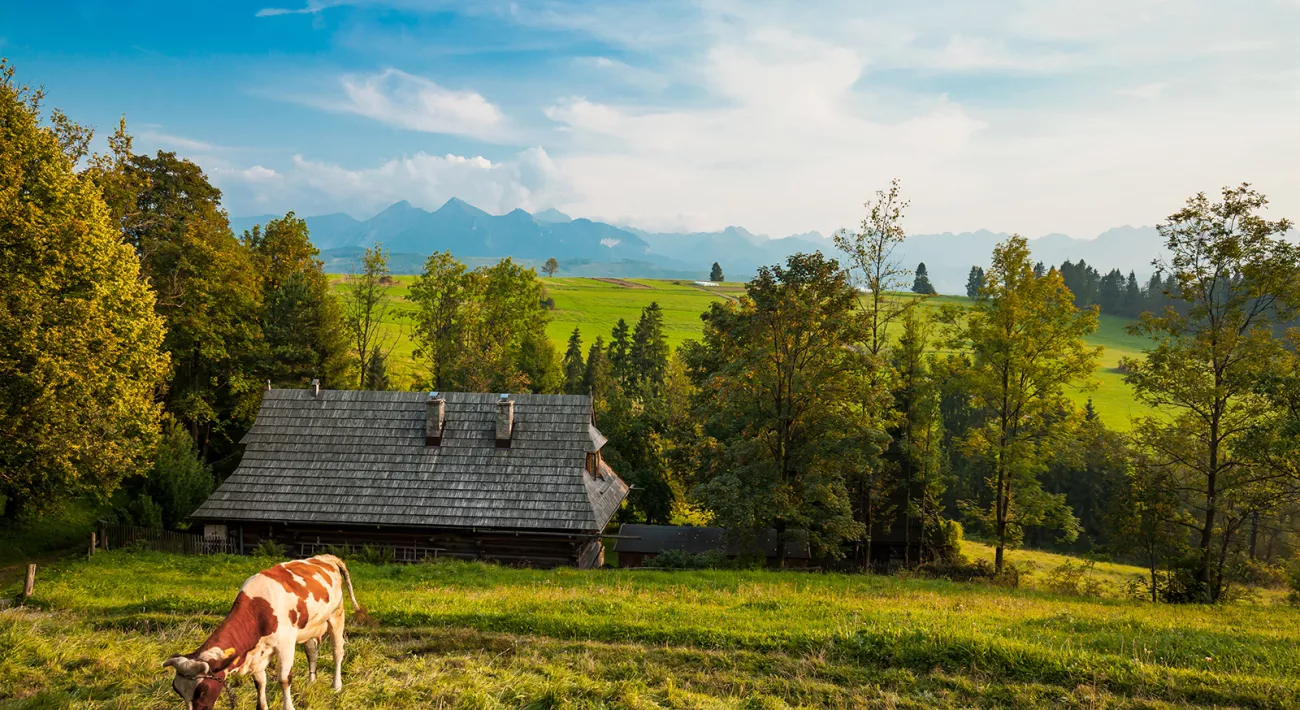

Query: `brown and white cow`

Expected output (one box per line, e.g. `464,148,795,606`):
163,554,361,710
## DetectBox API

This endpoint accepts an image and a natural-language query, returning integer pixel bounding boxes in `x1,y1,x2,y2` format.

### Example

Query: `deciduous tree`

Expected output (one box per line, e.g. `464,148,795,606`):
342,244,396,389
0,63,168,517
940,236,1101,571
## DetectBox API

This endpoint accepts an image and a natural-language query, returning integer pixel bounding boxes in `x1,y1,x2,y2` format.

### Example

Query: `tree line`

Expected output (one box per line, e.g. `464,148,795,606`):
5,63,1300,604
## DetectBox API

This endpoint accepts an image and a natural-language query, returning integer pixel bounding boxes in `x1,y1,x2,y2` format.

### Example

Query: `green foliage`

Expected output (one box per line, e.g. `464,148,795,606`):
1123,184,1300,602
342,244,397,389
965,266,985,300
629,302,670,389
1043,560,1106,597
542,256,559,277
648,548,728,569
408,253,560,393
686,252,881,561
111,416,213,530
0,62,168,519
709,262,723,282
911,262,936,294
244,212,350,389
124,151,264,461
250,539,287,559
940,236,1101,571
562,327,586,394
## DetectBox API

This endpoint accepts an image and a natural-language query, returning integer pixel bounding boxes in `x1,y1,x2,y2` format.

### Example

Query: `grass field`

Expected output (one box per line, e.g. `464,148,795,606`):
4,549,1299,708
333,277,1151,429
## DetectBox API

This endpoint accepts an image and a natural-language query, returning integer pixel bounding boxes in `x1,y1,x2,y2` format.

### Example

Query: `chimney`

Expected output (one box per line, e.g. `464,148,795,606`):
311,379,320,397
495,393,514,448
425,392,446,446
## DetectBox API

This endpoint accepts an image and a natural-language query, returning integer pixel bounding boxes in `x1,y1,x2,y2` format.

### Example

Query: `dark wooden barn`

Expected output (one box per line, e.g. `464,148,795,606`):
614,524,813,568
192,387,629,568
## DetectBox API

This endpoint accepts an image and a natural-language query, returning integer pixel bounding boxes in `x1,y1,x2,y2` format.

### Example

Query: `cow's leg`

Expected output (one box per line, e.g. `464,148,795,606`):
276,641,296,710
304,637,319,682
329,609,346,692
253,667,269,710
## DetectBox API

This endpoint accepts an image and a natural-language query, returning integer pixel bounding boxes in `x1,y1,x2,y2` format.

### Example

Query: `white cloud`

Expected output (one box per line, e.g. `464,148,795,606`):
329,68,508,141
217,147,574,218
255,1,344,17
137,131,228,153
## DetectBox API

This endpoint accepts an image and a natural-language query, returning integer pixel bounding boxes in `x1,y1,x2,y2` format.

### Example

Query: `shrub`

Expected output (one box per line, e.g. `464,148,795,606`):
918,558,1021,588
1287,559,1300,606
251,539,287,559
1239,558,1288,589
353,545,396,565
649,549,727,570
1044,560,1106,597
925,518,964,564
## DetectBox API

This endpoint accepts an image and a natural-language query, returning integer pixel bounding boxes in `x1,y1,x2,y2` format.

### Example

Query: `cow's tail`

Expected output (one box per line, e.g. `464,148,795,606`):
334,558,361,613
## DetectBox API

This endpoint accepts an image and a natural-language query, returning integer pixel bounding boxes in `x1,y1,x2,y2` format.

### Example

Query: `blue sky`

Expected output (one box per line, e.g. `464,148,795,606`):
5,0,1299,238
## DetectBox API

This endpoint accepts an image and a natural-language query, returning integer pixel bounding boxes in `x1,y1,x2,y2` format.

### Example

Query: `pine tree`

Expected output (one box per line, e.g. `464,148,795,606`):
965,266,985,299
631,302,670,387
709,262,724,282
583,336,613,404
609,318,632,383
911,262,937,294
562,327,586,394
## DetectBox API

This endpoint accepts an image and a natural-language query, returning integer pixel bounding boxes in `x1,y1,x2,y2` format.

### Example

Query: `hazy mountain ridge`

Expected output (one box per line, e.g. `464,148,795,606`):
231,200,1164,291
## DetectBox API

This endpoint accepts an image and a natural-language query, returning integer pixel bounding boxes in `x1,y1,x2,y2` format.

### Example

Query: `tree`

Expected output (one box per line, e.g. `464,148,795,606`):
113,416,212,530
710,262,724,282
965,266,986,300
583,336,613,405
362,346,391,391
0,63,168,518
124,151,263,459
911,262,937,295
833,178,922,359
685,252,876,564
342,244,396,389
563,328,586,394
408,251,469,390
609,318,632,384
630,302,670,389
1122,184,1300,602
889,309,948,565
543,257,559,277
940,236,1101,571
244,213,349,389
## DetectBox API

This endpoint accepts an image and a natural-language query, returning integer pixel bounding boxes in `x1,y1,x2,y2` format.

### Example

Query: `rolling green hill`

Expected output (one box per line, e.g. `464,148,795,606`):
331,276,1152,429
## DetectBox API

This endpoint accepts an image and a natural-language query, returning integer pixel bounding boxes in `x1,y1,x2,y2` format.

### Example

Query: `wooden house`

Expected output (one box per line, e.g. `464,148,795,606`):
192,387,629,568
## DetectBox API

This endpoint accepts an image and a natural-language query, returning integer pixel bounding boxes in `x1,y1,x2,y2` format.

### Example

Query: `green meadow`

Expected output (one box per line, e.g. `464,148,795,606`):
333,277,1151,429
3,549,1298,708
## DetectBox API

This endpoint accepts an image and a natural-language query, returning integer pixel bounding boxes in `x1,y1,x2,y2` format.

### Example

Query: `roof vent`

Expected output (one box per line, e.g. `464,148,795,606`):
311,379,320,397
426,392,446,446
495,394,514,448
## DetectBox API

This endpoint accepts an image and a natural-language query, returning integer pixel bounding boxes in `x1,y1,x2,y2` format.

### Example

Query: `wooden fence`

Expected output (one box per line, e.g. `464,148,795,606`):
97,522,233,555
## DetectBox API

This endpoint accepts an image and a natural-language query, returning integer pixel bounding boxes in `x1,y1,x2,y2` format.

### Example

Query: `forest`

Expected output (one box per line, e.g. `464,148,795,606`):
4,59,1300,608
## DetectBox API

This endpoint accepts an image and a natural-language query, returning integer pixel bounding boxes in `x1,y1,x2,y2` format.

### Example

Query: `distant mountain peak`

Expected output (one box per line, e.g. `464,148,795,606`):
435,197,488,217
534,207,572,224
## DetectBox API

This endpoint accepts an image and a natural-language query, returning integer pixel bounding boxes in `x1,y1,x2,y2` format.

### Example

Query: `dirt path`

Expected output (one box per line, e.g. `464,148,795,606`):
589,277,652,289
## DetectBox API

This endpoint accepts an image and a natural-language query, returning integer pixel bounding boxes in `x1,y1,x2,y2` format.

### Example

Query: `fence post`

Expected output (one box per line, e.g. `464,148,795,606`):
22,564,36,602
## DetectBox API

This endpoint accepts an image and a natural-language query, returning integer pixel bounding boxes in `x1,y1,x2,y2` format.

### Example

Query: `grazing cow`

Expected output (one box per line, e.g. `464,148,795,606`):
163,554,360,710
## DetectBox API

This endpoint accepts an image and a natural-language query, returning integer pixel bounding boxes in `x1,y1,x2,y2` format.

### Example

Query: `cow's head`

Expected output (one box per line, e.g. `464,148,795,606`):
163,656,224,710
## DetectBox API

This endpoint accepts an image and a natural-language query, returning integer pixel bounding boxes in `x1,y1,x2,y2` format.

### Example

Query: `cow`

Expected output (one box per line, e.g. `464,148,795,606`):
163,554,361,710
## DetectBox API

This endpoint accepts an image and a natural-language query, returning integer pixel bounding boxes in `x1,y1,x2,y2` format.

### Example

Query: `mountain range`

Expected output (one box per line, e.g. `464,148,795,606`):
230,199,1165,293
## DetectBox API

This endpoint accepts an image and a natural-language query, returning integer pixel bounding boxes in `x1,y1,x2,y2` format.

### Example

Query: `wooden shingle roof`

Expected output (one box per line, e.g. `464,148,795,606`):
192,390,629,533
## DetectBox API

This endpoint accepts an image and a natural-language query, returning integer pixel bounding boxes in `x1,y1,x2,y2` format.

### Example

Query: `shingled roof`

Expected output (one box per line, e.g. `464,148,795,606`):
193,390,629,532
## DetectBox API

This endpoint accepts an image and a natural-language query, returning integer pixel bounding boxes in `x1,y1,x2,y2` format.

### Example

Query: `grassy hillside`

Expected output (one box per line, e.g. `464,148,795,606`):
330,277,1150,429
4,550,1298,708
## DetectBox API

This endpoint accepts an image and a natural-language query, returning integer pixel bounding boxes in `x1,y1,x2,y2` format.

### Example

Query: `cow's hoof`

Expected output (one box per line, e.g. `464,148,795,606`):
333,682,342,693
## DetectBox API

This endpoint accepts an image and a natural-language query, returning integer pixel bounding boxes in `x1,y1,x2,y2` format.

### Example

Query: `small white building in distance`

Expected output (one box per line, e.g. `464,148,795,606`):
694,281,719,287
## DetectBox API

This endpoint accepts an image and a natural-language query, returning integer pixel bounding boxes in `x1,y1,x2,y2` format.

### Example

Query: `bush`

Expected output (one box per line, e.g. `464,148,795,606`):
649,549,728,570
110,417,212,530
918,558,1021,588
1287,559,1300,606
251,539,287,559
1044,560,1106,597
925,518,964,564
1240,558,1288,589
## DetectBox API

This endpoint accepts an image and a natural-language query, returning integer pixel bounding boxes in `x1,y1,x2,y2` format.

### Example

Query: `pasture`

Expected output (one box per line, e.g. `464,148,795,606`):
331,277,1151,428
4,549,1299,708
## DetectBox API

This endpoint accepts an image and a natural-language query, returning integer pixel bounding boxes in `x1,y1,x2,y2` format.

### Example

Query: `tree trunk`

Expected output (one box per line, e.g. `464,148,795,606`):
1248,511,1259,560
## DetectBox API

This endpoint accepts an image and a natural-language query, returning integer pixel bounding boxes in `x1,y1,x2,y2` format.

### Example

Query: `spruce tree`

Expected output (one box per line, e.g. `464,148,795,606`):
630,302,670,387
911,262,937,295
965,266,985,299
562,327,586,394
709,262,724,282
